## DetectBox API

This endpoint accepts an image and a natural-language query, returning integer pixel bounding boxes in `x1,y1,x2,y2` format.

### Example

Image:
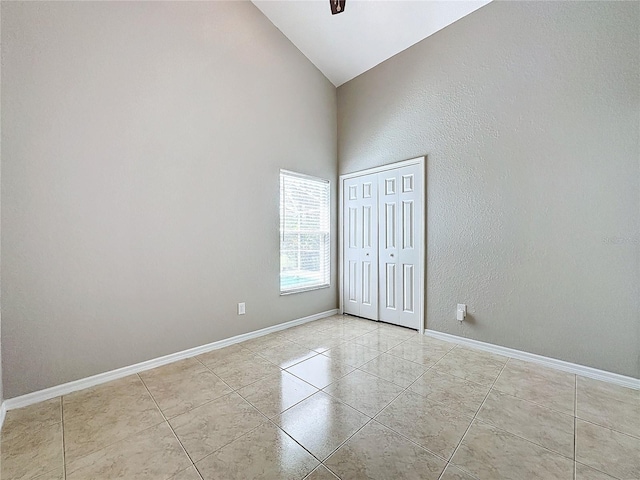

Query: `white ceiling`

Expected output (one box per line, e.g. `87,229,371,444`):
253,0,491,86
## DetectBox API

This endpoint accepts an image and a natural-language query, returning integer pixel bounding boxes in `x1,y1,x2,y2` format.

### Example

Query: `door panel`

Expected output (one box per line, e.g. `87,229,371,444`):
385,263,396,309
384,202,396,249
379,172,398,324
402,200,414,249
378,164,422,329
343,174,379,320
403,264,414,313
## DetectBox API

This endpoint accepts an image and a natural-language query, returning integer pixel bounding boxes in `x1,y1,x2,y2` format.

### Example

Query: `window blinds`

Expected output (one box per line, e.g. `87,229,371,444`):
280,170,331,294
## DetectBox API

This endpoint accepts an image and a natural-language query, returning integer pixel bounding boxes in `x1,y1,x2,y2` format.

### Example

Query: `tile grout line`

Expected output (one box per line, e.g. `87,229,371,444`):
191,420,269,474
321,416,377,473
369,370,461,469
443,357,510,480
482,382,576,417
573,460,627,480
574,416,640,440
62,417,168,470
62,378,172,465
428,348,583,418
61,396,67,480
331,336,481,459
320,359,449,477
294,351,392,468
264,417,325,472
137,373,204,480
20,317,633,480
172,333,345,474
574,374,578,480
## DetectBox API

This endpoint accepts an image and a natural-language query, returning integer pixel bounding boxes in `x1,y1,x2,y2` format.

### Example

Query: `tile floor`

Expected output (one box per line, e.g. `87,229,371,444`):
1,314,639,480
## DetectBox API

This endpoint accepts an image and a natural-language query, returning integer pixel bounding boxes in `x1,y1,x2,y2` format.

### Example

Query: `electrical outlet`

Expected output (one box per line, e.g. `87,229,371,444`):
238,302,246,315
457,304,466,322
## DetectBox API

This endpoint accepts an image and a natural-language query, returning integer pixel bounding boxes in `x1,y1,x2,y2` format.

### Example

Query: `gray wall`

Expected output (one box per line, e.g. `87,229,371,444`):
0,0,4,406
338,1,640,378
0,1,3,406
1,1,337,398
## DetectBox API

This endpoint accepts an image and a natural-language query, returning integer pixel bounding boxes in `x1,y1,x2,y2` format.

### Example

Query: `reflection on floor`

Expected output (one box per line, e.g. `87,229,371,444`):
2,314,639,479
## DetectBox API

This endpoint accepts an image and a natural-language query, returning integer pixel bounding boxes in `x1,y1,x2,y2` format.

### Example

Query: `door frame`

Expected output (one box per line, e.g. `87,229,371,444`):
338,156,426,334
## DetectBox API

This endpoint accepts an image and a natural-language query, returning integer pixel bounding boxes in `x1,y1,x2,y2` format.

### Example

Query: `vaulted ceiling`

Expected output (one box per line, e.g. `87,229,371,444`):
253,0,491,86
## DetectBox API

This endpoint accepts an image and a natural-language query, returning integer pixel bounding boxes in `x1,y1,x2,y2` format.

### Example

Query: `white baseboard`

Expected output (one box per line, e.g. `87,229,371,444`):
0,401,6,432
4,309,339,411
425,330,640,390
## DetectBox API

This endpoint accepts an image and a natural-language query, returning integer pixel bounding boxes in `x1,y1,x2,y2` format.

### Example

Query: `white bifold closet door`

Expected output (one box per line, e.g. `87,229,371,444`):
343,173,379,320
342,162,422,330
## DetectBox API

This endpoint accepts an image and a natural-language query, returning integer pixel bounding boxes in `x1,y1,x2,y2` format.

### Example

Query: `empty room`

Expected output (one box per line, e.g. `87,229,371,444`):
0,1,638,479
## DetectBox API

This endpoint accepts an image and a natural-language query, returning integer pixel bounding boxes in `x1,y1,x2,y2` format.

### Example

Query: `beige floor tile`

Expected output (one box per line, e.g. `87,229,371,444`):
404,333,456,350
208,352,281,390
63,375,164,462
140,358,232,418
62,374,153,419
375,391,473,459
576,419,640,480
352,330,406,351
170,466,203,480
451,420,574,480
169,392,265,462
322,323,378,340
195,344,251,368
376,323,417,339
240,332,289,351
286,355,355,389
359,353,426,388
32,467,65,480
322,343,380,368
306,317,344,331
257,341,319,368
409,369,490,416
1,397,61,432
293,331,346,353
1,421,63,480
575,463,618,480
324,421,446,480
304,465,340,479
196,422,319,480
237,370,318,418
342,316,378,327
323,369,404,417
387,341,450,367
477,390,574,458
275,392,369,460
281,324,328,342
434,347,507,386
576,376,640,438
440,465,478,480
15,318,640,480
66,422,190,480
493,359,575,414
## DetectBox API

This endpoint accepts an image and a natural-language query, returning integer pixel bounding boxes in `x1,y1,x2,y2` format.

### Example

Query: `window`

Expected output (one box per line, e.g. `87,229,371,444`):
280,170,330,294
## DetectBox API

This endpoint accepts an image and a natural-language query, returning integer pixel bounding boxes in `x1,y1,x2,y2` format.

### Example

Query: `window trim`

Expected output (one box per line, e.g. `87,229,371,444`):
279,169,331,295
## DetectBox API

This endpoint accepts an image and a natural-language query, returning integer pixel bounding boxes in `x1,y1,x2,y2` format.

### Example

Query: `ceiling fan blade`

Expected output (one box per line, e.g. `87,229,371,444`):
330,0,346,15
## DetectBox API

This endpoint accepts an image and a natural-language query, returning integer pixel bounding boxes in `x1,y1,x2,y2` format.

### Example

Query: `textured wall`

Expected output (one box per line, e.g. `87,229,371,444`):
338,1,640,377
1,1,337,398
0,0,3,406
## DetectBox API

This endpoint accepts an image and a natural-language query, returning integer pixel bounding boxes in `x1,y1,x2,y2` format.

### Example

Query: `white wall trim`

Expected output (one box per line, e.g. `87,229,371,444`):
4,309,339,411
425,329,640,390
0,401,6,432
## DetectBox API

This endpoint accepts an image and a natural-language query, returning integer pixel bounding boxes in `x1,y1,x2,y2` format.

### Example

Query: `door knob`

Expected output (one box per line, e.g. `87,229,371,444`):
390,253,395,257
365,253,370,256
